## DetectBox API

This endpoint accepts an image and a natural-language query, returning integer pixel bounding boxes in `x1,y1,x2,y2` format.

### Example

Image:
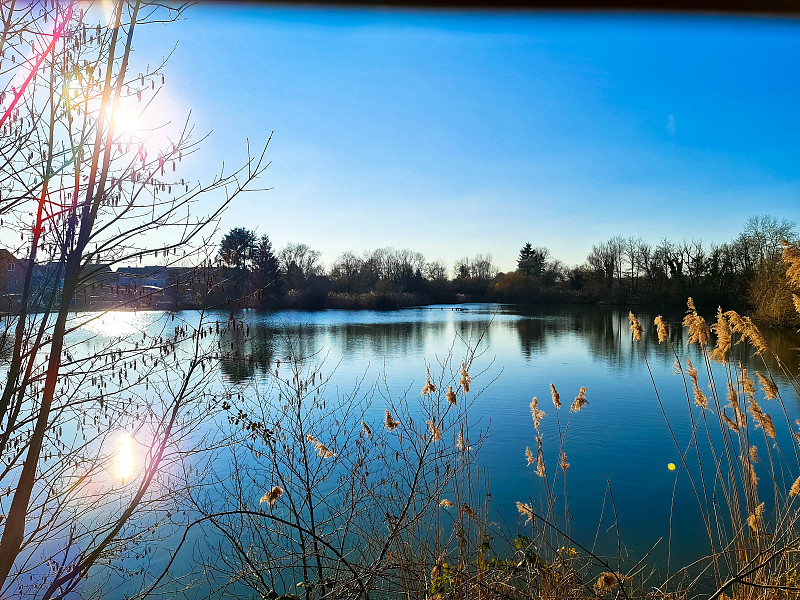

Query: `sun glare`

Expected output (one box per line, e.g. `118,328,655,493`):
116,434,134,481
84,311,139,337
111,105,141,138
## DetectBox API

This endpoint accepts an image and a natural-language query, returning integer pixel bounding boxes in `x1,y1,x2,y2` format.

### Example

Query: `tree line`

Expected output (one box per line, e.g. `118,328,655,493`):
216,215,799,324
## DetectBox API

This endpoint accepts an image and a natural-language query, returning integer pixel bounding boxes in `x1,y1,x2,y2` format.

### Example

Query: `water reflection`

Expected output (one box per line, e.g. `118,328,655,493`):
218,320,275,383
215,304,800,384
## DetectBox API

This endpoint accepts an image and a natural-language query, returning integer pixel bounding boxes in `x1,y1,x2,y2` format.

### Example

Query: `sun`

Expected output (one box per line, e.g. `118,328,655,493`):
111,105,141,138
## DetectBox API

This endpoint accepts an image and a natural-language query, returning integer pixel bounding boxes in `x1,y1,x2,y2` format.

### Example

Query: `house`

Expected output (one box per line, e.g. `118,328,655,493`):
0,250,30,313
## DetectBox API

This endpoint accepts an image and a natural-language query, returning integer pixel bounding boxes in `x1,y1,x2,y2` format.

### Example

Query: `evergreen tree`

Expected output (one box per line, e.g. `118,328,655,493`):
218,227,257,270
518,242,549,278
252,234,283,305
518,243,534,270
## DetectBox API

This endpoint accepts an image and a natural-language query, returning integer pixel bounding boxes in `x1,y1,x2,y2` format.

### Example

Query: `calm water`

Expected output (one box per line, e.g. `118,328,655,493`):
199,303,800,567
27,302,800,590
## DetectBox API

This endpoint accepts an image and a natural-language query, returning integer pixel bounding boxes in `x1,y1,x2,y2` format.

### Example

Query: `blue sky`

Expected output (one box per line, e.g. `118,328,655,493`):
136,7,800,272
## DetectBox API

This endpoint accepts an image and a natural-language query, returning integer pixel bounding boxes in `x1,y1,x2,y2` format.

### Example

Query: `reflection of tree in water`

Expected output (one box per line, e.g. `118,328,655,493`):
453,319,493,349
559,305,800,381
326,320,443,358
572,308,632,367
216,305,800,385
218,320,275,383
510,317,547,359
271,325,324,362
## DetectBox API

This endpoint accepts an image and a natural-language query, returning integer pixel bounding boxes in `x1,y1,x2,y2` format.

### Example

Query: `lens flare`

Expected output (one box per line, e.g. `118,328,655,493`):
117,434,133,480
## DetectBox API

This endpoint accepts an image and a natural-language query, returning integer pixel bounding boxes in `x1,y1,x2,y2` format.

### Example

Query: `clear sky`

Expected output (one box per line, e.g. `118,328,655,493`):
134,6,800,273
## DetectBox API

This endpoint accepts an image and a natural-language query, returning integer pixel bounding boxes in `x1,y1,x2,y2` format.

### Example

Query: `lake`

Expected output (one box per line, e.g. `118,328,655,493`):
207,303,800,568
35,302,800,593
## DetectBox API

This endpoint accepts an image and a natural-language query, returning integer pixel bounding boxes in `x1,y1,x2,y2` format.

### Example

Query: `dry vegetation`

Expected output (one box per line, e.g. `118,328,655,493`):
159,240,800,600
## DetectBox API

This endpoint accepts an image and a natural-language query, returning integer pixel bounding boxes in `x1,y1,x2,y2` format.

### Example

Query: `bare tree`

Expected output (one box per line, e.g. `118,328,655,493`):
0,1,269,597
172,342,489,599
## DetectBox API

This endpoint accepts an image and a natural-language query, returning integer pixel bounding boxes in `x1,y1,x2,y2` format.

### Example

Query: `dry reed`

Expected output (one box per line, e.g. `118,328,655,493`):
654,315,669,343
755,371,779,399
550,383,561,409
259,485,283,508
571,386,588,412
446,385,457,405
628,311,643,342
711,307,732,363
384,409,400,432
459,362,472,394
530,397,545,432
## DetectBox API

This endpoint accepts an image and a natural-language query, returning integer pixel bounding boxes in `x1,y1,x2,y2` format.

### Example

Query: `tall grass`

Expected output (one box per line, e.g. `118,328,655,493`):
422,241,800,600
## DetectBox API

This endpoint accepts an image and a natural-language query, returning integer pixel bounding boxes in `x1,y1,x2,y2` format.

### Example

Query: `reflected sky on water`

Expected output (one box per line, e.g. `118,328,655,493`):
63,303,800,577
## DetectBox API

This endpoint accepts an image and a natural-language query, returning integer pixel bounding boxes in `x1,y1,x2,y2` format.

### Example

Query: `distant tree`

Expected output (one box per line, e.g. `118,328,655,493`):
424,259,448,283
252,234,283,304
471,253,498,282
518,243,534,268
278,242,322,282
218,227,257,270
738,215,797,273
454,257,471,280
329,251,365,293
517,243,549,278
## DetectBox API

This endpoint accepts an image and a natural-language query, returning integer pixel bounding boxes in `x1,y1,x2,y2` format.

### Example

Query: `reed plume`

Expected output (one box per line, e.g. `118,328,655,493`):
427,419,442,442
740,366,756,398
748,397,776,439
560,452,569,472
550,383,561,409
686,357,708,409
790,476,800,497
259,485,283,508
654,315,669,344
384,410,400,432
421,366,436,396
306,435,336,458
628,312,643,342
721,413,740,433
361,421,372,437
594,572,625,593
536,436,545,477
571,386,588,412
516,501,534,524
746,460,759,492
727,381,746,428
525,446,535,466
747,502,765,535
530,397,545,432
743,317,769,354
440,499,455,508
711,307,731,363
724,309,747,335
445,385,456,405
782,239,800,288
459,362,472,394
683,298,710,347
755,371,779,400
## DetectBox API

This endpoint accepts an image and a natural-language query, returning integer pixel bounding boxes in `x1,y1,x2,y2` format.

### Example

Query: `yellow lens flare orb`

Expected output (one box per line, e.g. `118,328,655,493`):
116,434,134,481
667,462,676,471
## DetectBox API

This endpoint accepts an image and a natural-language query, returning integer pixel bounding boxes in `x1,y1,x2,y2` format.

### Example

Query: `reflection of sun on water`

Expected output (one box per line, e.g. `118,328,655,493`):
117,434,134,481
83,311,139,337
